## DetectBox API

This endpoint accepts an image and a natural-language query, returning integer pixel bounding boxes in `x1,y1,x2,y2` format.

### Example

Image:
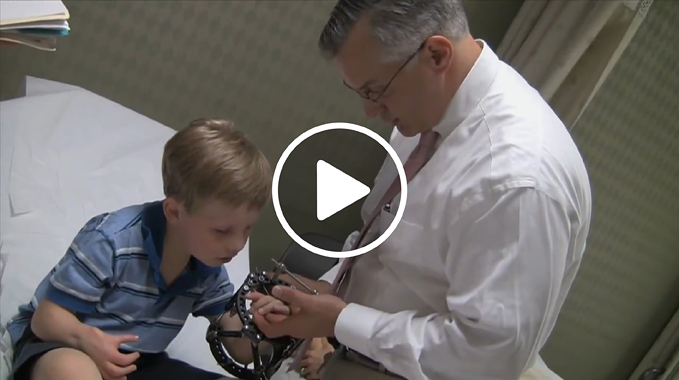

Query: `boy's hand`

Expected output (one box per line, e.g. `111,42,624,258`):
250,286,347,339
246,291,291,316
79,326,140,380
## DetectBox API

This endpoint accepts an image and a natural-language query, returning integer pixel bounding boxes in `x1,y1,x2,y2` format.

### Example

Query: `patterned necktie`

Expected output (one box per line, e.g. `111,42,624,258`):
288,130,441,372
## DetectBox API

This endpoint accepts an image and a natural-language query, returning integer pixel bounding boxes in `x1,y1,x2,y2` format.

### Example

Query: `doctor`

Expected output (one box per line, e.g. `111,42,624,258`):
254,0,592,379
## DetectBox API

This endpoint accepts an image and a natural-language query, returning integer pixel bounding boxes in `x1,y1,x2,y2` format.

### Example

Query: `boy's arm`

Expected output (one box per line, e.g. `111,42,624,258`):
206,312,273,365
31,298,94,350
193,269,262,364
30,215,140,379
33,215,116,338
32,298,140,378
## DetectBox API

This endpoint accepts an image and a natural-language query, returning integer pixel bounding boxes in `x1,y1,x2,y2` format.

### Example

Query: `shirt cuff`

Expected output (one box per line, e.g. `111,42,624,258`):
193,300,231,318
334,303,382,358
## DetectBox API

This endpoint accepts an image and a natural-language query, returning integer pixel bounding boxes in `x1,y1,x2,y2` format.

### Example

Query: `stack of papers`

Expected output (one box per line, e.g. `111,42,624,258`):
0,0,70,51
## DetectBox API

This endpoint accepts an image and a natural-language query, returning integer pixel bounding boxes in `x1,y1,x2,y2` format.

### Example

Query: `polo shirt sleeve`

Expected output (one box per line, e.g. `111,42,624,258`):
192,268,235,318
45,216,115,314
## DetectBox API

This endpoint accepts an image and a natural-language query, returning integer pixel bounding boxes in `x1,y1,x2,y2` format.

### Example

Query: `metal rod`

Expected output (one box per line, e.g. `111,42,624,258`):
270,258,318,295
271,260,284,282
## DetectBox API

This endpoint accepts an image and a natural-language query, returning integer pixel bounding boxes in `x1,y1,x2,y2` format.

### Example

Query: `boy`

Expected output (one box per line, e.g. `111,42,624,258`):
6,118,288,380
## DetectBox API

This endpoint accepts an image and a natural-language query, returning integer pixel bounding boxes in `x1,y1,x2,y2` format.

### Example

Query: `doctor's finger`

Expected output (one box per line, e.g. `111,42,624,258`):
271,285,310,308
253,312,301,338
252,311,288,335
252,314,283,337
251,311,273,330
264,312,288,323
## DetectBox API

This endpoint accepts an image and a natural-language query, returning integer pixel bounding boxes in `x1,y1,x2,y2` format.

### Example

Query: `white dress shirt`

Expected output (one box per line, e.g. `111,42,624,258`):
320,40,592,380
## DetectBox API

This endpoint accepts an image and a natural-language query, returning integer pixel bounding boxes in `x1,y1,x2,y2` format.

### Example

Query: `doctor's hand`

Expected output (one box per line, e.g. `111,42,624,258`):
252,285,347,339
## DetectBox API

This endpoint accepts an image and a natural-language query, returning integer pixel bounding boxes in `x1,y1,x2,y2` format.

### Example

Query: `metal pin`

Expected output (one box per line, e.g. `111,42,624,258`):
272,260,284,282
270,258,318,295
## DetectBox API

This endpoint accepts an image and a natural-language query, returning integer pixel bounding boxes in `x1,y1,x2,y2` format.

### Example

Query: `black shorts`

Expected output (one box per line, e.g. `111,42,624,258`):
12,326,226,380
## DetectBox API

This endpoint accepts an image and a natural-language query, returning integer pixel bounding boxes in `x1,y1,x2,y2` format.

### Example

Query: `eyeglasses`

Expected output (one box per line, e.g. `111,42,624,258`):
345,40,427,103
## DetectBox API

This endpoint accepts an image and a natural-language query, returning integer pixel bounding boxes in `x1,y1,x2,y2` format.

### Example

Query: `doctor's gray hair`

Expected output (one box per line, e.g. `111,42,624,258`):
318,0,470,63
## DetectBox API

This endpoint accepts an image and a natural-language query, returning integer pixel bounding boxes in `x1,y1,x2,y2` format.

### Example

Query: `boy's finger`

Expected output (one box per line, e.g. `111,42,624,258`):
255,301,278,315
249,298,267,311
271,303,291,315
250,297,281,314
114,334,139,344
114,363,137,377
254,300,289,315
102,361,137,379
111,350,140,366
245,291,264,301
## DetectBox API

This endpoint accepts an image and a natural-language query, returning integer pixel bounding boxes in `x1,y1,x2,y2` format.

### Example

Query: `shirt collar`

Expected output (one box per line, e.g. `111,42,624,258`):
432,39,500,142
140,201,220,290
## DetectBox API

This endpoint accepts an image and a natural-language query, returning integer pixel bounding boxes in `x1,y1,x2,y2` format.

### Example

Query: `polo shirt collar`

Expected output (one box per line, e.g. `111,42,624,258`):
433,39,500,142
140,201,220,291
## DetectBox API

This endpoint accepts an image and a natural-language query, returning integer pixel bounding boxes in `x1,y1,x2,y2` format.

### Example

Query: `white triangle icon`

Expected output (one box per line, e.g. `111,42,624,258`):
317,160,370,221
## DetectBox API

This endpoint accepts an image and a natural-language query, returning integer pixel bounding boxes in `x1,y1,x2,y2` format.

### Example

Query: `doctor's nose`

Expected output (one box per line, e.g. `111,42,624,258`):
363,99,382,119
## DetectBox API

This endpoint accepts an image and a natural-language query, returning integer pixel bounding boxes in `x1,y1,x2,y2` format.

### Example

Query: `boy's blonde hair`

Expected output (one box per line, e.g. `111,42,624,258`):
162,118,272,213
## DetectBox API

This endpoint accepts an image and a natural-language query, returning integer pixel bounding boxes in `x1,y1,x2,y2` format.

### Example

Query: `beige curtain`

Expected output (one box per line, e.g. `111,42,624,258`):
497,0,654,130
629,306,679,380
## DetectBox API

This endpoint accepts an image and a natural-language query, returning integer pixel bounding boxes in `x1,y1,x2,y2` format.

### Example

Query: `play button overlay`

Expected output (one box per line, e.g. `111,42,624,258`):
272,122,407,259
316,160,370,221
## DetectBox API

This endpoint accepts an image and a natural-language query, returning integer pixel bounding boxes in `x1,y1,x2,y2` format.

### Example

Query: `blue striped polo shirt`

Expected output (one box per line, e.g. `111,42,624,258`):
6,200,235,353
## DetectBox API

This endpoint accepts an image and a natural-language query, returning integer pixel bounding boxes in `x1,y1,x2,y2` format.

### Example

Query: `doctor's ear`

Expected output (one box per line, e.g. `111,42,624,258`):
424,36,454,71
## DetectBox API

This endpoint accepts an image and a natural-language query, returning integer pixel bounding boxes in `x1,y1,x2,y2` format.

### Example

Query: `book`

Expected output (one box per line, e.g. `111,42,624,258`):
0,0,70,51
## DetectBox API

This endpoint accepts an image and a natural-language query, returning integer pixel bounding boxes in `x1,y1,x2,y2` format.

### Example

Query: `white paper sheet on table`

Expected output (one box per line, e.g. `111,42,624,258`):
24,76,81,96
0,77,99,227
6,92,171,216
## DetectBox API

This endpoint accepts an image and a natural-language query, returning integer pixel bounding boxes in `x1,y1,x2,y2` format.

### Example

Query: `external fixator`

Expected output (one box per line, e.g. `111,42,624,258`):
206,258,318,379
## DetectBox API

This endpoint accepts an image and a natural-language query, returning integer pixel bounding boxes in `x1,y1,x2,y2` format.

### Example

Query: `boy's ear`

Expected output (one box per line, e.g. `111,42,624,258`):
163,197,183,224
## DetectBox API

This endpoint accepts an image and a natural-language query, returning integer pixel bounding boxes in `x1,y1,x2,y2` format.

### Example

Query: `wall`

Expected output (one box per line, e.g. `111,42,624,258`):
539,1,679,379
0,0,522,271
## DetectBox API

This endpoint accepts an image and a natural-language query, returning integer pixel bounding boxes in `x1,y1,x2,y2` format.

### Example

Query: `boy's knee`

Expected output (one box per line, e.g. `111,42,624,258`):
31,348,102,380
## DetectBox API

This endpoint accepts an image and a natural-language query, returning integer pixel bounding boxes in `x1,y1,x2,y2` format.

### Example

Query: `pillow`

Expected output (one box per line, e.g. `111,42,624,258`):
0,77,252,379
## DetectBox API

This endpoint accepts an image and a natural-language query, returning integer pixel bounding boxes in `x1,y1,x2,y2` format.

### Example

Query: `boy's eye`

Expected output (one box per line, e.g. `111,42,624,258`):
215,229,230,235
